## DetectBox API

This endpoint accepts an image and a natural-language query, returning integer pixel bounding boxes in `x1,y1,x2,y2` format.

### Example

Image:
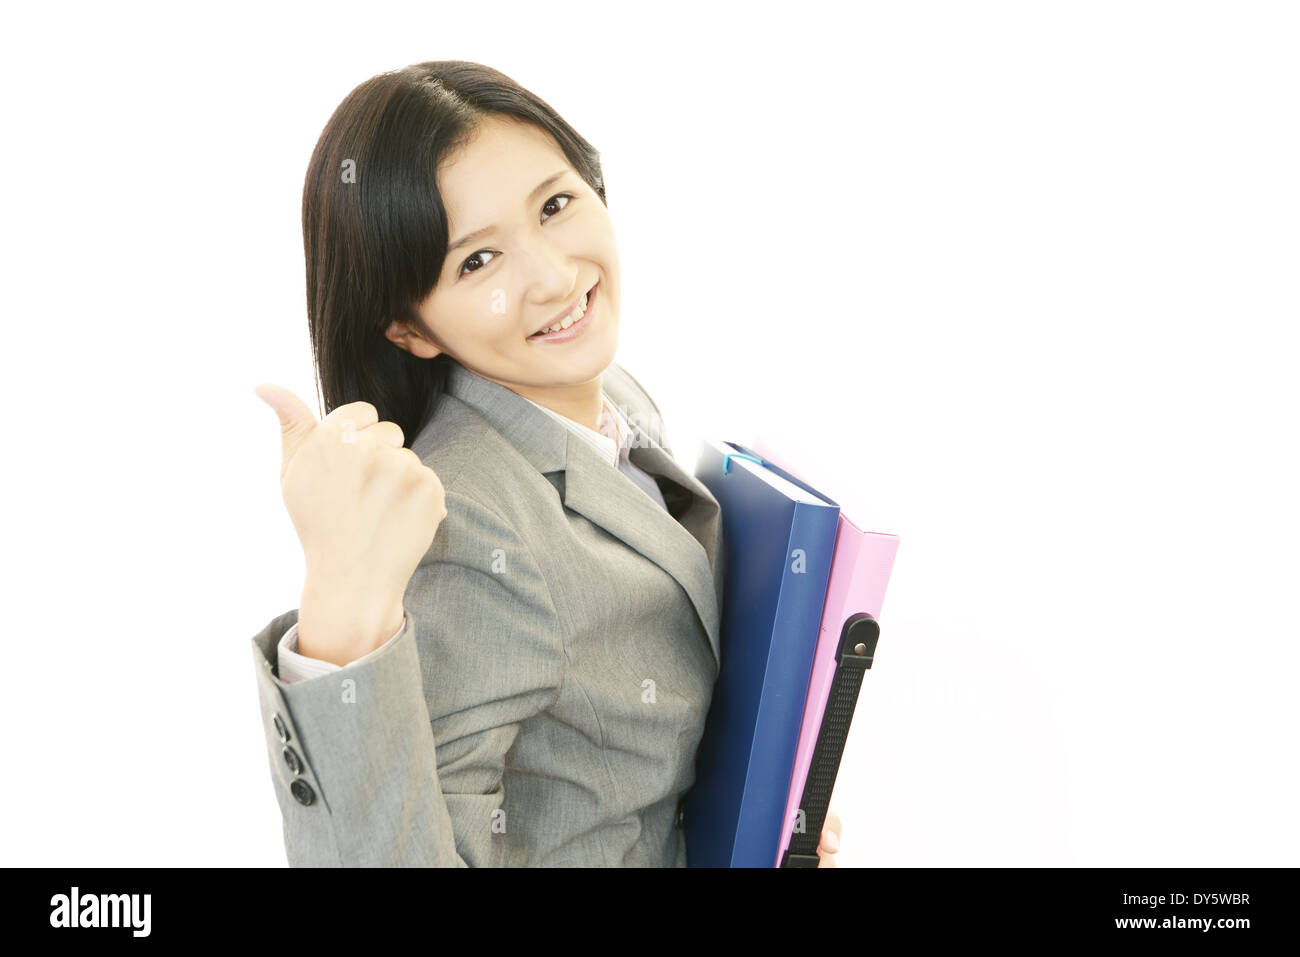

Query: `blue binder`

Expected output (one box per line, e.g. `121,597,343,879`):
684,440,841,867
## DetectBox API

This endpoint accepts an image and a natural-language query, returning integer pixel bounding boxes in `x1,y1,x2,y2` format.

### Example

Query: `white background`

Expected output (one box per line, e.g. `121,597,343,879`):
1,1,1295,866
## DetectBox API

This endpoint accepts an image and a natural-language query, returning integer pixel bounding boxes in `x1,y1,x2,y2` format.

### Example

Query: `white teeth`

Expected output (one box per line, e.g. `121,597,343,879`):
534,292,589,336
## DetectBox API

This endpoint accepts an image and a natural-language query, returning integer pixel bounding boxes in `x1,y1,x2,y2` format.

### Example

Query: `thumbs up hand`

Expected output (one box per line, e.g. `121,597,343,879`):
254,384,448,665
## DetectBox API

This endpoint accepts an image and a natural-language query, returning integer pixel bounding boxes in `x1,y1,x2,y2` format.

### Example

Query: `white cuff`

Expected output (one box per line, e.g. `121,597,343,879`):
276,615,408,684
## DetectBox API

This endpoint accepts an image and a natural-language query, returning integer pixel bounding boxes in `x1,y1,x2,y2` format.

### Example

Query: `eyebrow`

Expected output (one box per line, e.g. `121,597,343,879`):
447,169,572,253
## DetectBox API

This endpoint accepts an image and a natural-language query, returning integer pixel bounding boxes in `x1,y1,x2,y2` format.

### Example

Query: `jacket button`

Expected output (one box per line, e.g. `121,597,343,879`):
676,797,686,830
290,779,315,806
282,745,303,776
273,713,290,743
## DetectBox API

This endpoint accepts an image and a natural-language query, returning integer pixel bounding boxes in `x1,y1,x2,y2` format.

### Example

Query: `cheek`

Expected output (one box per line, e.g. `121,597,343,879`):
434,292,499,343
416,301,476,353
415,309,449,347
575,207,616,250
595,217,619,254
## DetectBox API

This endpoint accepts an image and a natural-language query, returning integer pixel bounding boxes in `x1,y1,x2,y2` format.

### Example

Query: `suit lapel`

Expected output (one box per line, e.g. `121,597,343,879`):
625,441,724,662
563,434,721,668
436,361,722,668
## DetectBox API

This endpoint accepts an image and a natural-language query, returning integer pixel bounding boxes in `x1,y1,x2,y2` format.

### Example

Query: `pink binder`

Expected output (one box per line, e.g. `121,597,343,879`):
749,437,899,867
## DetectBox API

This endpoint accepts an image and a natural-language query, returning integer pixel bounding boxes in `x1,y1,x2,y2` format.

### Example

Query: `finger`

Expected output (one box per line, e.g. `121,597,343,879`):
324,399,380,433
319,400,380,448
824,807,842,838
254,384,320,469
817,850,837,868
819,826,840,854
354,420,405,449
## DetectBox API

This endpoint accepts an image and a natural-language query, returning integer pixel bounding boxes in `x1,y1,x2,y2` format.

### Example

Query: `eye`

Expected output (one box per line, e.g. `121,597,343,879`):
541,192,575,221
456,193,577,278
458,249,497,277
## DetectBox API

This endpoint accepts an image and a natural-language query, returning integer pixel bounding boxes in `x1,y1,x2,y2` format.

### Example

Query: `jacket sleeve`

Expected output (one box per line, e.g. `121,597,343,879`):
249,487,566,866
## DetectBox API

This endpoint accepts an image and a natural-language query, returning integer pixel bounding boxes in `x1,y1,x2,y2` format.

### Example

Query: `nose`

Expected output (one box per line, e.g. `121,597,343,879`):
518,233,581,307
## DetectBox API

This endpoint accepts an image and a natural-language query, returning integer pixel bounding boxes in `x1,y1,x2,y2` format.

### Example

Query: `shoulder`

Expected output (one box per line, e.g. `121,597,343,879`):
407,393,541,525
404,397,558,600
402,393,565,644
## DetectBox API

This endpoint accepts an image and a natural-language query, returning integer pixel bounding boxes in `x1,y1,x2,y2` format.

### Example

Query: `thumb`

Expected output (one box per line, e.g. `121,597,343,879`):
253,383,319,467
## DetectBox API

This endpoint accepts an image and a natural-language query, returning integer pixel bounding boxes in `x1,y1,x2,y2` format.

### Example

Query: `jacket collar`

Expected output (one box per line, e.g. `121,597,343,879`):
434,360,722,669
521,392,628,467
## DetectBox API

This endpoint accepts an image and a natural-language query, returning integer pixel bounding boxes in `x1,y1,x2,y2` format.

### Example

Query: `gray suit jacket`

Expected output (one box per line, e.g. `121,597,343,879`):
250,360,724,866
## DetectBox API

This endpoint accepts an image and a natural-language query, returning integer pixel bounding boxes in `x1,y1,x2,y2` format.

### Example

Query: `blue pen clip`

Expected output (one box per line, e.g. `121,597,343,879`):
722,452,764,475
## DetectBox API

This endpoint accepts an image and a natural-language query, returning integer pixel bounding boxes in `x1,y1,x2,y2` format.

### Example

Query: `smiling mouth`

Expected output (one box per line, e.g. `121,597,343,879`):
527,282,597,341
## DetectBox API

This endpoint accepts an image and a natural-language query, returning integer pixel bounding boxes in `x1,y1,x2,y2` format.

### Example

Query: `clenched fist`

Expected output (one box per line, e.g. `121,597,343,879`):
254,384,447,665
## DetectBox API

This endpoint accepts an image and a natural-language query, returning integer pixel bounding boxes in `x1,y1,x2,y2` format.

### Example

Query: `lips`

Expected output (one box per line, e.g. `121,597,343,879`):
529,283,596,338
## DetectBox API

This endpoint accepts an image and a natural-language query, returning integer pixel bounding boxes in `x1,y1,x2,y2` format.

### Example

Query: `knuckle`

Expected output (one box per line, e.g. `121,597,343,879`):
329,400,378,429
416,467,441,493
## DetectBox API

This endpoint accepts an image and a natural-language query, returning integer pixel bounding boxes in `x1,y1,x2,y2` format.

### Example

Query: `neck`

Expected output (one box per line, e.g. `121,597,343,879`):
504,376,605,431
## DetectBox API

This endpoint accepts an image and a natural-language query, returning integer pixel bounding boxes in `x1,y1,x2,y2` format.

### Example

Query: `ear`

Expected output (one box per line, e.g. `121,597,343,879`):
385,318,445,359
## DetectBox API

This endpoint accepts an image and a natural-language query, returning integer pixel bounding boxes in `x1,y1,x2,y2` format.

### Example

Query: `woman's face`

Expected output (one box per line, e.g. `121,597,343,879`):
386,114,620,397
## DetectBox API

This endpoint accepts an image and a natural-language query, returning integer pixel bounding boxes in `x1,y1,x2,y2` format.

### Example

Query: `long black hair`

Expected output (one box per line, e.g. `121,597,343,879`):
302,60,608,445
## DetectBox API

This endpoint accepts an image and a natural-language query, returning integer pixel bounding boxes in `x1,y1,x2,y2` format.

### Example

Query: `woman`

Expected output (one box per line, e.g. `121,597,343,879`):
251,60,841,866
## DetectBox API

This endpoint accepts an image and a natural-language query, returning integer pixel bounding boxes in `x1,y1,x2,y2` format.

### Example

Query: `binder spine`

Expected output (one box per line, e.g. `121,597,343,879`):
779,613,880,868
733,500,840,867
